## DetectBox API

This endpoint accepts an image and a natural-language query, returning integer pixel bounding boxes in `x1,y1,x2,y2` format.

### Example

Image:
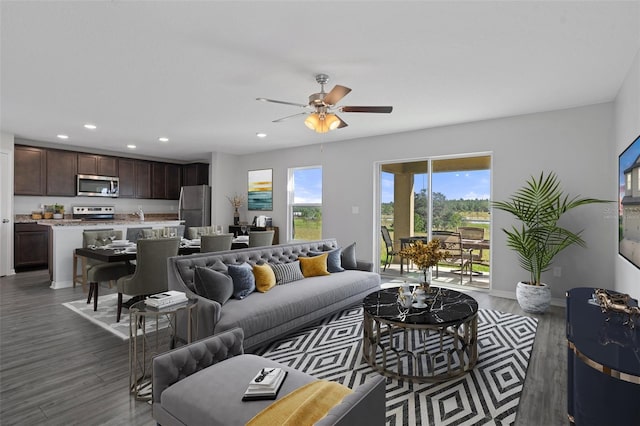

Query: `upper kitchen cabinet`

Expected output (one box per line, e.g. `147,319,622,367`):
152,162,182,200
135,160,152,199
182,163,209,186
46,149,77,196
166,163,182,199
77,153,118,176
118,158,136,198
14,145,46,195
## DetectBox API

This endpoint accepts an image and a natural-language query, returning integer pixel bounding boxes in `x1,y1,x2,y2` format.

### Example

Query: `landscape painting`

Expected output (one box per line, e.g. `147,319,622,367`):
248,169,273,211
619,134,640,269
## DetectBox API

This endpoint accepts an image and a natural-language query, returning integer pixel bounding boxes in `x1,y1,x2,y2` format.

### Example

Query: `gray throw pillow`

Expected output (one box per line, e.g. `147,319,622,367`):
309,248,344,273
226,262,256,299
340,242,358,270
271,261,304,285
193,266,233,305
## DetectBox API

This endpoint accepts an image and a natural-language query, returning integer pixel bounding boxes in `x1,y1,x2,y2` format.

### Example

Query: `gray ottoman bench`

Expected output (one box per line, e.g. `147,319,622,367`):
152,328,386,426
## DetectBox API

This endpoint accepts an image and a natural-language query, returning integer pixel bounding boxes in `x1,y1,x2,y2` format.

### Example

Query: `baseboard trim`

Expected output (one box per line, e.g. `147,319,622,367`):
490,289,565,308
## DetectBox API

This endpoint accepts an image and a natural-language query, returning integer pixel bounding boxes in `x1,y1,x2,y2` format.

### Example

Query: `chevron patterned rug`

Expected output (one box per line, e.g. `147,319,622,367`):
254,306,538,426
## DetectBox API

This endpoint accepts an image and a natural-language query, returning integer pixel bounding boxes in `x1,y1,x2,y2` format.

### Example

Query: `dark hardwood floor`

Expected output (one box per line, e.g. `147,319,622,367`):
1,270,567,425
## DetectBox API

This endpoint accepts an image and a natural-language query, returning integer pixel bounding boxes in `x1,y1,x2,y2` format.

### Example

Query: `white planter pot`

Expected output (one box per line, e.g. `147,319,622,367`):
516,281,551,314
53,213,63,219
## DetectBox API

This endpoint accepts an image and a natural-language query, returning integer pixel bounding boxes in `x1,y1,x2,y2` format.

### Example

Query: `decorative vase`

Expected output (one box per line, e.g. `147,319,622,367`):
516,281,551,313
233,208,239,225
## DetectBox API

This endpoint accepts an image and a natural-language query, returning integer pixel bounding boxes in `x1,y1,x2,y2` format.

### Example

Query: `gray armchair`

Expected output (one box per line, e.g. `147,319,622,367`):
200,233,233,252
248,230,275,247
115,237,180,322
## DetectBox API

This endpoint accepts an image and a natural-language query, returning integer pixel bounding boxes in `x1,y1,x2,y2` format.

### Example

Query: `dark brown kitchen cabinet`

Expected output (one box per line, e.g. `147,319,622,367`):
14,223,48,270
182,163,209,186
152,162,167,199
46,149,77,196
77,154,118,176
166,163,182,199
14,145,46,195
135,161,151,199
152,162,182,200
118,158,136,198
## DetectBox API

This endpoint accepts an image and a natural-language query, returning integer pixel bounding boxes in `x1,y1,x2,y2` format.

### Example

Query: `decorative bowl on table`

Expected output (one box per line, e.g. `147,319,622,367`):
110,240,130,247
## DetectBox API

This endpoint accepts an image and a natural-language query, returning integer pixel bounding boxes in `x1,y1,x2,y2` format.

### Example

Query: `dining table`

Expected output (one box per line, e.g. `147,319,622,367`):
75,238,249,310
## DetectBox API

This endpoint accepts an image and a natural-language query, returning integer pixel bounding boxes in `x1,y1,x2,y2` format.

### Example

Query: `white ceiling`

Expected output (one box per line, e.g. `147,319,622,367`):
1,1,639,162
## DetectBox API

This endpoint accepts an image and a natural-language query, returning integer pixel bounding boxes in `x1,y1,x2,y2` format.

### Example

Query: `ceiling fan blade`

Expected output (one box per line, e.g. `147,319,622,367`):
272,112,309,123
256,97,309,108
323,85,352,106
336,115,348,129
340,106,393,113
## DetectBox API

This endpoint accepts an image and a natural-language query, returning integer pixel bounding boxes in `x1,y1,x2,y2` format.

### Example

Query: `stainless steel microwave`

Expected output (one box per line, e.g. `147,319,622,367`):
76,174,119,197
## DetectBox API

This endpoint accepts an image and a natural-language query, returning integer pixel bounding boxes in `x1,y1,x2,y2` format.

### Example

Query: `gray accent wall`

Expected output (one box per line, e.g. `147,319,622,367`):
230,102,620,303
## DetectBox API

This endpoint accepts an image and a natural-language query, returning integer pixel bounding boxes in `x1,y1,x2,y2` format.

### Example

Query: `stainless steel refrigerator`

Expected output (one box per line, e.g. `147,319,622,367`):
178,185,211,234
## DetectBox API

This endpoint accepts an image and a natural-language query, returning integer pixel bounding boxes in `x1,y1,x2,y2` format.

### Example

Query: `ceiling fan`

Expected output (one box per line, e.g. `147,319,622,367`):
256,74,393,133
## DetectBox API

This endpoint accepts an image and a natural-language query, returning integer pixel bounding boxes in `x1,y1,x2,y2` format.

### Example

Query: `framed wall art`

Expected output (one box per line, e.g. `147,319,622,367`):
619,133,640,269
248,169,273,211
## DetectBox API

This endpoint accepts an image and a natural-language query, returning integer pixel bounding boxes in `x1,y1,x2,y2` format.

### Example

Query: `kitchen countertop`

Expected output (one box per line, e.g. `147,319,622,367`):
14,214,181,226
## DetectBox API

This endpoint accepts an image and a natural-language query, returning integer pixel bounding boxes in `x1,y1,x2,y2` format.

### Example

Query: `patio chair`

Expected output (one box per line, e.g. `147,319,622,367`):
380,226,399,271
431,231,471,285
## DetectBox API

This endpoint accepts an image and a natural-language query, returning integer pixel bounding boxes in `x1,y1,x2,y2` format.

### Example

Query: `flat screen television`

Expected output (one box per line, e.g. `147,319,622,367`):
618,133,640,270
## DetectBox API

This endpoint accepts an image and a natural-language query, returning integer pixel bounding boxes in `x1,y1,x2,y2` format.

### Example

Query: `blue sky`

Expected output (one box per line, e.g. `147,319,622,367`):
293,167,491,204
381,170,491,203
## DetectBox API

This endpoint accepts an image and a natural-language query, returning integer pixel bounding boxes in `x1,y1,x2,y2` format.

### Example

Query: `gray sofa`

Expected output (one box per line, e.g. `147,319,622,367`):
167,238,380,350
152,328,386,426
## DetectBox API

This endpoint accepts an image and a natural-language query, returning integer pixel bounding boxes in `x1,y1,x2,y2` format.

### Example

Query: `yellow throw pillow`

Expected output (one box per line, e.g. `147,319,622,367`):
253,263,276,292
299,253,330,278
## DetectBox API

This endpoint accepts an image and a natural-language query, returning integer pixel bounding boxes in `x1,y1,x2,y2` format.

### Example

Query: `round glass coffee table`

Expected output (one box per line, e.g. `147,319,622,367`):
362,286,478,382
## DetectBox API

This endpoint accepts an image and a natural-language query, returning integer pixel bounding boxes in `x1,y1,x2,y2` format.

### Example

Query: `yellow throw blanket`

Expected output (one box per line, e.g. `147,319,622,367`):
246,380,353,426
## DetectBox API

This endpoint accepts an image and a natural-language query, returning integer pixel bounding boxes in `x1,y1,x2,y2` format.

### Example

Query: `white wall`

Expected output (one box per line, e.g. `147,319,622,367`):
614,47,640,300
233,103,617,302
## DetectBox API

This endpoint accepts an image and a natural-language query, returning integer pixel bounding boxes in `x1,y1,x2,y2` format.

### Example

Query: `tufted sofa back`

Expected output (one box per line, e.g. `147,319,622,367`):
169,239,339,293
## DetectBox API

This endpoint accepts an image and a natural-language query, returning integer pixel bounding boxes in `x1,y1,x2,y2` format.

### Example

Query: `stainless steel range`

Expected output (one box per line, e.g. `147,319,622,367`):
72,206,116,220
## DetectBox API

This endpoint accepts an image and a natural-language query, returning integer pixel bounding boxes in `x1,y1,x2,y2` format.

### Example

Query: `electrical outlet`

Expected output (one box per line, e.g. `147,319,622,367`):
352,206,359,214
553,267,562,277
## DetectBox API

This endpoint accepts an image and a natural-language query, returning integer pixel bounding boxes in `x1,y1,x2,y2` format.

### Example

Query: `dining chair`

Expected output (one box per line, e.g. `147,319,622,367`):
187,226,215,240
126,226,152,243
248,230,275,247
201,234,234,252
73,229,123,291
380,226,399,271
115,237,181,322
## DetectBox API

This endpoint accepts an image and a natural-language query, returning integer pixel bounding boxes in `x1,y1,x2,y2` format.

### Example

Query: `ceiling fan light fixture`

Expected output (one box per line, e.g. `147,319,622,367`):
304,113,320,130
325,114,340,130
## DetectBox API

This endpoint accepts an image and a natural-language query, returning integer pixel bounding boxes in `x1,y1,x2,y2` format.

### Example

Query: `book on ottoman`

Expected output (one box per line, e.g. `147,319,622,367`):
242,368,287,401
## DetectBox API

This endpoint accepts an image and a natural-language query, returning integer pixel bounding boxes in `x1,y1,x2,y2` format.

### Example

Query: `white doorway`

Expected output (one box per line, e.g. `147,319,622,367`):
1,150,14,276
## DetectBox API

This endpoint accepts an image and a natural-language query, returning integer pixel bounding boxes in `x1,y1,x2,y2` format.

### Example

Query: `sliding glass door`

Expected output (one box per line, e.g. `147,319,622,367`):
378,154,491,289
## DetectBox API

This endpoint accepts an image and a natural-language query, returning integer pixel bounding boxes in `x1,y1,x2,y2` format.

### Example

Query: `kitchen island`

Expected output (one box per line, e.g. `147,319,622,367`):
39,219,183,289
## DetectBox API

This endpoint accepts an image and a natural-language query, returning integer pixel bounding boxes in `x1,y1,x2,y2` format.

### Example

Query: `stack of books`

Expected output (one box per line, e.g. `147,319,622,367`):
145,291,188,308
242,367,287,401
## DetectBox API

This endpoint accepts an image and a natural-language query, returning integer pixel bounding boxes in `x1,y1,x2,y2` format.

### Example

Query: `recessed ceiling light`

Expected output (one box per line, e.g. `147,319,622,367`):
84,123,97,130
57,134,69,139
158,137,169,142
127,144,136,149
256,133,267,138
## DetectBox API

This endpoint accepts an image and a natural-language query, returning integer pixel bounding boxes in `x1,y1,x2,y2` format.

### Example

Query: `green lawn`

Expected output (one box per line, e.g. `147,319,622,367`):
293,218,322,241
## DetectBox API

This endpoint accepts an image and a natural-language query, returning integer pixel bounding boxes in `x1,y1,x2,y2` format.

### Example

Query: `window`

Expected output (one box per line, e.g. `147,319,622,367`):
288,166,322,241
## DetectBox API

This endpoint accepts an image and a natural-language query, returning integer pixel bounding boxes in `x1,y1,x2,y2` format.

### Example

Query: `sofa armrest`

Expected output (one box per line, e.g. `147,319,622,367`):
355,260,374,272
175,293,223,342
315,375,386,426
152,328,244,403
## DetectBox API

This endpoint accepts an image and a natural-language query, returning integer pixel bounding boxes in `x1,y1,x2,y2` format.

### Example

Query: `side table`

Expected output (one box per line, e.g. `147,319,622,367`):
129,299,198,401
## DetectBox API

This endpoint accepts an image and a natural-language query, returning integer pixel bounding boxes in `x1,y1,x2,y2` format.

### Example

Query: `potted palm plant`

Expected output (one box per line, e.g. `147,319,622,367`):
492,172,610,313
